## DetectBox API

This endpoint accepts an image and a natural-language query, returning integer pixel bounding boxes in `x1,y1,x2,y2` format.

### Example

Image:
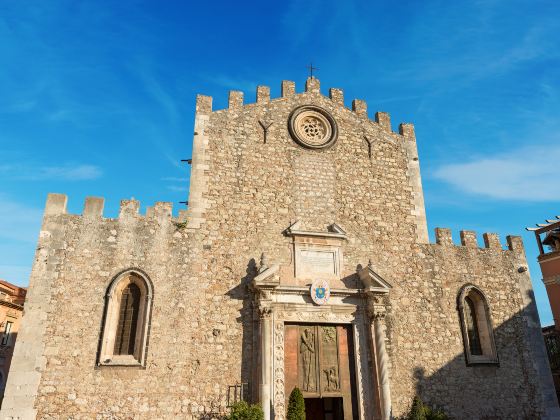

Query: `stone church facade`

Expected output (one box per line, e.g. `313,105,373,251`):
2,77,559,419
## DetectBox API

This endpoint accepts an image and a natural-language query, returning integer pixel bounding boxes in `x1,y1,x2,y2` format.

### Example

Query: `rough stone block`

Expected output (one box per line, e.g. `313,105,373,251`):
228,91,244,109
507,235,525,252
256,86,270,103
329,88,344,106
119,199,140,219
460,230,478,248
305,77,320,93
83,197,104,218
44,193,67,216
435,228,453,246
153,202,172,220
352,99,367,117
375,112,391,132
281,80,295,97
196,95,212,115
399,123,415,139
483,232,502,249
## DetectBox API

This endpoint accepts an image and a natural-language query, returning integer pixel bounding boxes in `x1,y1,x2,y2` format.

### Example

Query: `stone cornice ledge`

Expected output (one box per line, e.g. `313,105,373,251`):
273,285,362,298
284,221,348,240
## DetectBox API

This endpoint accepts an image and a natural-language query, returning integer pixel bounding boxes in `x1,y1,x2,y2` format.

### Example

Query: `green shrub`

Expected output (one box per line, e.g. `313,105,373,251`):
226,401,264,420
396,396,449,420
286,387,305,420
408,396,427,420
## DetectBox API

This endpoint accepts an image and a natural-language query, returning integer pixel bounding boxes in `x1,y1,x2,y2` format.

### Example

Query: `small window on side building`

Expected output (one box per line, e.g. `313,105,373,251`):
97,270,153,367
1,321,13,346
458,284,498,365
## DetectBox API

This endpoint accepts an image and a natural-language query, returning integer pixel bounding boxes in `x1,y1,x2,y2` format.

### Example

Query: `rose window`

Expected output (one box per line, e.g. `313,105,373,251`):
288,106,338,149
301,116,326,142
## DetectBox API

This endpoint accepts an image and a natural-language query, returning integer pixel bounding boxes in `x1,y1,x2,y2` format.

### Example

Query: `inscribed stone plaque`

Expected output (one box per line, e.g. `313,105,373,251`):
300,250,336,275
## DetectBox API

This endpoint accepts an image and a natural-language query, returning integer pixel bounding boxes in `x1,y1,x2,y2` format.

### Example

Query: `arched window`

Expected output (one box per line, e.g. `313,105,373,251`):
458,285,498,365
97,269,153,367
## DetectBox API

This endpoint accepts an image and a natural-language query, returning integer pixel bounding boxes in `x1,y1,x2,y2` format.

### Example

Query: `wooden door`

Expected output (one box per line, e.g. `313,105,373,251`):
284,324,358,420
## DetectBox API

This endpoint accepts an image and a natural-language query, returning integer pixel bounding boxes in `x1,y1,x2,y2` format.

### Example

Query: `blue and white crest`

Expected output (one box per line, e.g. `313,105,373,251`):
310,279,330,305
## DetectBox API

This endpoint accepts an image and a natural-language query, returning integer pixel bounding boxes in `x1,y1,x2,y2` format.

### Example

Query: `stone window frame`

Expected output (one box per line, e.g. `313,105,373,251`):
457,284,499,366
96,268,153,368
1,321,13,346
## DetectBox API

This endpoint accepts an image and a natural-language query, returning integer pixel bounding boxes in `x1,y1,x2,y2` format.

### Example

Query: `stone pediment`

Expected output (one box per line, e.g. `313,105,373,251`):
284,220,347,240
358,264,392,294
253,264,280,287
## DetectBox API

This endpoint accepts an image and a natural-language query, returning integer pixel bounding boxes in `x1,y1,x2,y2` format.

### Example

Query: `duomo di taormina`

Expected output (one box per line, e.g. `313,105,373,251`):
3,77,559,420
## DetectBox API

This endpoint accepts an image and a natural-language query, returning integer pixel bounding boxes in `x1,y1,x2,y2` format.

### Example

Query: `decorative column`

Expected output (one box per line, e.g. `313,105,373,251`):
368,298,391,420
251,262,280,420
258,303,273,420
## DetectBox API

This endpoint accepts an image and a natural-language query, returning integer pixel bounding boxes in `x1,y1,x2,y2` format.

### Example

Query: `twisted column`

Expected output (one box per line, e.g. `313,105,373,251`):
259,305,272,420
369,299,391,420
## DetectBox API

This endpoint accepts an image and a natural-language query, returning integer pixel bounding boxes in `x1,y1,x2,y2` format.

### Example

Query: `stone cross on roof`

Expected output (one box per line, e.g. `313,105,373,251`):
307,63,318,79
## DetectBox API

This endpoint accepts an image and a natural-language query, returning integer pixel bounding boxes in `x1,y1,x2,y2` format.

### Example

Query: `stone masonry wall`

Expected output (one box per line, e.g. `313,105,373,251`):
2,77,555,419
388,230,554,418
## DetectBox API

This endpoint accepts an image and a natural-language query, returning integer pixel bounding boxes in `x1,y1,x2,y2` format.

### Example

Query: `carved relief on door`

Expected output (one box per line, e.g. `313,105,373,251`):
285,325,343,396
284,324,358,419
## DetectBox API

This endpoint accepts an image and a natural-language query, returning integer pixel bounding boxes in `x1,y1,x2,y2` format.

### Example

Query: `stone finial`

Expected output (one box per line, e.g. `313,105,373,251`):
375,112,391,133
507,235,525,253
281,80,295,97
305,77,320,93
329,88,344,106
256,86,270,103
196,95,213,115
435,228,453,246
45,193,68,216
83,197,104,218
399,123,416,139
460,230,478,248
352,99,367,117
483,233,502,250
259,252,268,273
228,91,244,109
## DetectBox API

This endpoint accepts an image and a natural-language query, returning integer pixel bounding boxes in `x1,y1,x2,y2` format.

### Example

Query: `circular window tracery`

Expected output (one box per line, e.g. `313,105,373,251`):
288,105,338,149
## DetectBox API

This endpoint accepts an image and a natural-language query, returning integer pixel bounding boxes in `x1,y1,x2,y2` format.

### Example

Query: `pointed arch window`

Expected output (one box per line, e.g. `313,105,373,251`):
97,269,153,367
458,285,498,365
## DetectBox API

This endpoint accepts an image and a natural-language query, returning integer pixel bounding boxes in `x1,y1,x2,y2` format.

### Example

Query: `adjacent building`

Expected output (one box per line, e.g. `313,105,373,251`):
2,77,559,419
529,218,560,402
0,279,26,406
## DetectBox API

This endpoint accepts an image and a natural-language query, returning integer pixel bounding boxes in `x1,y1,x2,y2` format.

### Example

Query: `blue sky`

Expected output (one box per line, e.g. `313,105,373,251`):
0,0,559,324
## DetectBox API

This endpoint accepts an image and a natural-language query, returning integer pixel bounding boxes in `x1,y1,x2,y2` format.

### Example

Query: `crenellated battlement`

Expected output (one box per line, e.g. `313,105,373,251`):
43,193,188,224
432,227,525,253
195,77,416,139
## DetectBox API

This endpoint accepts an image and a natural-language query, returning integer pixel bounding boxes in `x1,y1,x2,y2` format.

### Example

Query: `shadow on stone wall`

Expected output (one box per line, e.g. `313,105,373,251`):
404,290,556,419
225,258,258,407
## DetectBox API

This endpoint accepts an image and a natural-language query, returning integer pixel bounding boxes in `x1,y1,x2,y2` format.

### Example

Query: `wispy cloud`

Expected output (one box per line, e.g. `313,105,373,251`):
0,196,42,243
162,176,189,192
204,74,258,93
161,176,189,182
433,144,560,201
0,163,102,181
167,185,188,192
